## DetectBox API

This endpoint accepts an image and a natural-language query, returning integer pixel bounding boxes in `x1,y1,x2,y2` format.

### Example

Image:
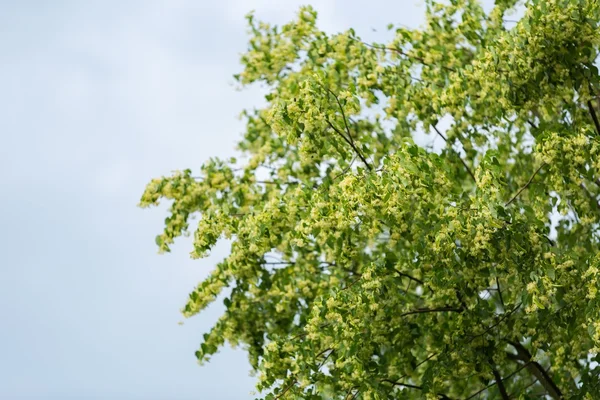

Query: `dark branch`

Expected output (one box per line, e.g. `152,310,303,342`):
466,361,530,399
274,379,297,400
352,37,457,73
491,368,510,400
316,81,372,171
587,100,600,136
381,380,453,399
399,306,462,318
394,270,425,285
505,163,546,206
580,182,600,211
506,340,563,399
496,277,506,311
527,119,539,130
431,125,476,183
468,303,521,341
325,118,372,171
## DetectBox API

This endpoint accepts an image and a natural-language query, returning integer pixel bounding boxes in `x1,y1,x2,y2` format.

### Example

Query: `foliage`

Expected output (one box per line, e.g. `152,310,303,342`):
140,1,600,398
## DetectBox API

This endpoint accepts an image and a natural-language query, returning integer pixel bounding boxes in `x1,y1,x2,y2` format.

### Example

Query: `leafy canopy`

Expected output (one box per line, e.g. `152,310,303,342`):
140,0,600,398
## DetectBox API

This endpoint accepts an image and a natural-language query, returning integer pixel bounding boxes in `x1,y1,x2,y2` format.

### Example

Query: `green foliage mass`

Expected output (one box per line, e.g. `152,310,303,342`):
140,1,600,398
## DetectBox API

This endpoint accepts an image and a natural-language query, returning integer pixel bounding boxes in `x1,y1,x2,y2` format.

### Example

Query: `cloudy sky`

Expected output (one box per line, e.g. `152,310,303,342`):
0,1,496,399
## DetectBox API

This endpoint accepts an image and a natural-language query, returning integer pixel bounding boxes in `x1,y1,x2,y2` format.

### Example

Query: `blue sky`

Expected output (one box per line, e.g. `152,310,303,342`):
0,1,500,398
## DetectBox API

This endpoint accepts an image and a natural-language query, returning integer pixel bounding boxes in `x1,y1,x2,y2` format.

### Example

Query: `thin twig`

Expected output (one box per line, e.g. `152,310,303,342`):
325,118,372,171
465,361,530,399
352,37,457,73
399,306,463,318
468,303,521,341
274,379,297,400
394,270,425,285
505,163,546,206
506,340,563,399
527,119,539,129
496,277,506,311
431,125,476,183
315,80,372,171
381,379,453,399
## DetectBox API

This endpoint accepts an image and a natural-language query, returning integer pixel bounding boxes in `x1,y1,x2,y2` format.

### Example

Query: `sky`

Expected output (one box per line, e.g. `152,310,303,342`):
0,1,489,399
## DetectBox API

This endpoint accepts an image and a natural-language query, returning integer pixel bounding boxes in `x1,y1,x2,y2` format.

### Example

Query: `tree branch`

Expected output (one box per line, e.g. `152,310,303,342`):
505,163,546,206
506,340,563,399
325,118,372,171
466,361,530,399
274,379,297,400
527,119,539,130
399,306,463,318
352,37,457,73
496,277,506,311
381,380,453,399
431,125,476,183
468,303,521,341
491,368,510,400
587,100,600,136
317,81,373,171
394,270,425,285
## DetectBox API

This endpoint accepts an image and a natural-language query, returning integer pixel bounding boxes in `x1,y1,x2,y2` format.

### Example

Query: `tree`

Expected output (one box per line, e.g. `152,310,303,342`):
139,0,600,398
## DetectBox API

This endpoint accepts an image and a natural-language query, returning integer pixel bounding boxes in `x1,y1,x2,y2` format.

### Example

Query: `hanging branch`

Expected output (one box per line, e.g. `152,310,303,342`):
274,348,332,400
431,124,477,183
505,163,546,206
